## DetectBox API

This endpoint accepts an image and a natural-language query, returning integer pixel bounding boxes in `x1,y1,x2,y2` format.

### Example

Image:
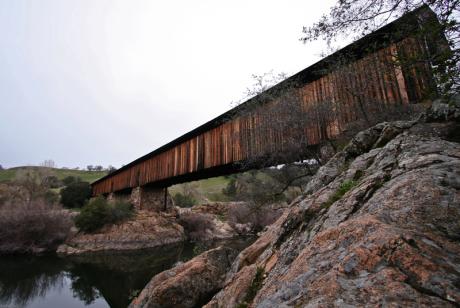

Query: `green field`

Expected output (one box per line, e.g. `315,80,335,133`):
169,176,231,202
0,166,107,184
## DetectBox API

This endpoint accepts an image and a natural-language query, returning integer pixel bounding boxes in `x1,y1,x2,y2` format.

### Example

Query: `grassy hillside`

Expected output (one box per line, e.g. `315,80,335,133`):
0,166,107,184
169,176,230,202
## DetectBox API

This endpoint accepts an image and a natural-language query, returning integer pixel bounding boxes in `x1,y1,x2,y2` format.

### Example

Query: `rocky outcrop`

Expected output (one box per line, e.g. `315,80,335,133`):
57,210,185,255
129,246,237,308
205,99,460,307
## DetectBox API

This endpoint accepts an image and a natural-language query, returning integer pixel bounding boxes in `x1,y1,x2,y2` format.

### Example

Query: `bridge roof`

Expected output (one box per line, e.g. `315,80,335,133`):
92,5,436,187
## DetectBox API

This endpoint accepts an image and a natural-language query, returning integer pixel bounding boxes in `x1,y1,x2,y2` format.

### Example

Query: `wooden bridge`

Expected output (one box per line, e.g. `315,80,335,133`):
92,6,443,210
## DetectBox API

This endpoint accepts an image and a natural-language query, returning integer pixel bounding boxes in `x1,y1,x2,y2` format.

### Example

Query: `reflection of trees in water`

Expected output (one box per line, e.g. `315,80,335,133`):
67,269,101,305
0,256,67,307
0,237,257,308
66,244,187,308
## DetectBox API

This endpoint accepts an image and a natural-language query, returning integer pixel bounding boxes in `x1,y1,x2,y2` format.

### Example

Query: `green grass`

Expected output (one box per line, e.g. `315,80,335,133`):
236,267,265,308
0,166,107,184
169,176,230,202
322,180,357,209
0,169,17,182
169,170,277,203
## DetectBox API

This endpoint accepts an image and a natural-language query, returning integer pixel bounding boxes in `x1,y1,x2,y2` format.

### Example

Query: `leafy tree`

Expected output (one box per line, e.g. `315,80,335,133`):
0,164,3,170
94,165,103,171
60,181,91,208
86,165,94,171
75,197,133,232
74,197,111,232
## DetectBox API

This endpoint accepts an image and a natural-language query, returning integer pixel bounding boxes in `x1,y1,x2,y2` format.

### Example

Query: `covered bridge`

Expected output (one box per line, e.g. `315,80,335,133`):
92,6,443,211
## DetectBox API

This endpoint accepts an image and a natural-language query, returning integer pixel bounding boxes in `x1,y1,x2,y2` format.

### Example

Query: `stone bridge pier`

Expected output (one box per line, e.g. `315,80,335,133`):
107,186,173,212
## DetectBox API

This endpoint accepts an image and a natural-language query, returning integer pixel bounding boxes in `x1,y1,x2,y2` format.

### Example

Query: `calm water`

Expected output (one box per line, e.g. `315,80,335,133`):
0,237,255,308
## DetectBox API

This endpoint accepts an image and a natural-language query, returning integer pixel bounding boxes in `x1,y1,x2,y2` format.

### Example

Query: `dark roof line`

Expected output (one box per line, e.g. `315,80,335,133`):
92,5,435,186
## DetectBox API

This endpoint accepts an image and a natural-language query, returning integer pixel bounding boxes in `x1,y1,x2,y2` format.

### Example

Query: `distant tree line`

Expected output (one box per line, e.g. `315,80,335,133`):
86,165,117,173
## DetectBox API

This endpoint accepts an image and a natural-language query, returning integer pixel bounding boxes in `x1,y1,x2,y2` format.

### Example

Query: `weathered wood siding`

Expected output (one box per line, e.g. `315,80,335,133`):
93,11,433,195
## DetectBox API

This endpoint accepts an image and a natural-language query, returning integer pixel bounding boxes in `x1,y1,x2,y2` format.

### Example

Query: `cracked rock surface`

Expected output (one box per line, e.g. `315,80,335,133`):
205,99,460,308
129,246,237,308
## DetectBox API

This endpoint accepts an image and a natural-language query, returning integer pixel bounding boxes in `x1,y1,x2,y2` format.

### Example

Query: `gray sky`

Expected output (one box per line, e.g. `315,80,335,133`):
0,0,337,169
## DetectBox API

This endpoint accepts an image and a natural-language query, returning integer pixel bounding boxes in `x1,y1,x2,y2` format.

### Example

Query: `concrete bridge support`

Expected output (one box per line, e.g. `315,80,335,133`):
108,186,173,212
130,186,174,212
107,191,131,204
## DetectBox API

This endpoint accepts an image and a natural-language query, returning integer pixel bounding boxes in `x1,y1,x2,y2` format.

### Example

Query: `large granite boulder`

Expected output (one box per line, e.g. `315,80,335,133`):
129,246,237,308
205,100,460,307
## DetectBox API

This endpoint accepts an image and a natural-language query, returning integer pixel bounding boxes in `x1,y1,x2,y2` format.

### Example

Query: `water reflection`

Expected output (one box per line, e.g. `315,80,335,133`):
0,237,255,308
0,256,67,307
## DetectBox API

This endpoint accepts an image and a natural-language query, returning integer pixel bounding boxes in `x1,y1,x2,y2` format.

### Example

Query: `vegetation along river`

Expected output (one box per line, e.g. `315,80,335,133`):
0,237,255,308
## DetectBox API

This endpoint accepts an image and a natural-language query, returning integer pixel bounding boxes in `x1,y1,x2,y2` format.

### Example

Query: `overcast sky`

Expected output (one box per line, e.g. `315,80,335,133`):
0,0,337,169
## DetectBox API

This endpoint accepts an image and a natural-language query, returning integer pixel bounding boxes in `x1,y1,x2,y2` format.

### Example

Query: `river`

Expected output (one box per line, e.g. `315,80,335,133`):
0,237,255,308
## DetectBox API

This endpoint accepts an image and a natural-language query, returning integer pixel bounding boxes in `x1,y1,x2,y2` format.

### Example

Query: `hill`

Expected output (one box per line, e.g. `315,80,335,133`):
169,176,230,202
0,166,107,184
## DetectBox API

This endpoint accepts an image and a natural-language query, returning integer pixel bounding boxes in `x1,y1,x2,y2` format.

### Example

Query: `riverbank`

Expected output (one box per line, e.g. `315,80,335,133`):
57,200,266,255
0,237,256,308
57,210,186,255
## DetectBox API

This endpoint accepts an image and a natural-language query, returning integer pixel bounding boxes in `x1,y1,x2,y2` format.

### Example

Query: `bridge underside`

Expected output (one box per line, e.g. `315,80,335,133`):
104,146,320,211
92,6,444,209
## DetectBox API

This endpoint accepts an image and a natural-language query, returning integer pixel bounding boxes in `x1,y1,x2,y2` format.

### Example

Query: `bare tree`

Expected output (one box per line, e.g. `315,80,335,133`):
301,1,459,97
107,165,117,174
232,72,337,169
40,160,56,168
14,169,54,204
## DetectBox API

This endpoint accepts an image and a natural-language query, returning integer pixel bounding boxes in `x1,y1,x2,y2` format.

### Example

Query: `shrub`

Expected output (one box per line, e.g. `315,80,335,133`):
227,203,282,233
43,175,61,189
173,193,197,208
60,181,91,208
62,176,81,186
222,177,237,197
177,212,215,241
110,200,134,222
322,180,357,209
0,200,73,254
75,198,134,233
237,267,265,307
44,190,59,205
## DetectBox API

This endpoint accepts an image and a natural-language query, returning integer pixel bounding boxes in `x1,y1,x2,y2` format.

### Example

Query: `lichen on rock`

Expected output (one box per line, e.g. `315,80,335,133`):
129,246,237,308
204,99,460,307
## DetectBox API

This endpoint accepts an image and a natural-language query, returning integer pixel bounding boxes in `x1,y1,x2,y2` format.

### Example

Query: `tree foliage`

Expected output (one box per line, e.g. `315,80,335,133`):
173,193,197,208
74,197,134,233
60,181,91,208
62,176,81,186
